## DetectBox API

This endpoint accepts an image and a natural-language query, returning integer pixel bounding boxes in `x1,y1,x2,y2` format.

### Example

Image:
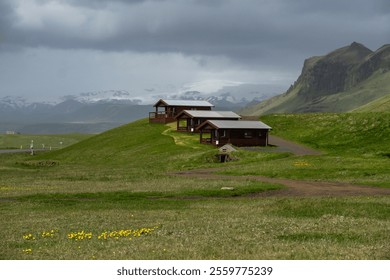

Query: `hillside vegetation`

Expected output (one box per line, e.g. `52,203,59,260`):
220,112,390,186
352,93,390,112
0,113,389,260
262,112,390,155
242,42,390,115
34,119,218,177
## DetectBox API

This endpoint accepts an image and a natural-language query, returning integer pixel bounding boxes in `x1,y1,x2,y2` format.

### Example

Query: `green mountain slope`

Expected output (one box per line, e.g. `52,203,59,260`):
352,93,390,112
242,42,390,115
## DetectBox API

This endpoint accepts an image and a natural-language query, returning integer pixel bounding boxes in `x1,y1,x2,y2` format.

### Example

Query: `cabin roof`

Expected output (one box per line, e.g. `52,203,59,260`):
153,99,214,107
176,110,241,119
198,120,272,130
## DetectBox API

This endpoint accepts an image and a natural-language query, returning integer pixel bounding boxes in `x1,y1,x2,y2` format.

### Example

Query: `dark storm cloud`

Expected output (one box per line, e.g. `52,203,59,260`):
0,1,15,39
1,0,389,101
1,0,389,69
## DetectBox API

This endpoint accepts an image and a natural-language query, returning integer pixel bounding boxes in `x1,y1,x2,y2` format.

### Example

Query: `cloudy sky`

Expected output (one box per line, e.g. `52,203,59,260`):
0,0,389,102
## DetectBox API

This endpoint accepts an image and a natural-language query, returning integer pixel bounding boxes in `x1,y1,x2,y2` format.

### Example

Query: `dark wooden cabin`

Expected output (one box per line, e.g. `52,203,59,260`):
198,120,272,147
175,110,241,132
149,99,214,123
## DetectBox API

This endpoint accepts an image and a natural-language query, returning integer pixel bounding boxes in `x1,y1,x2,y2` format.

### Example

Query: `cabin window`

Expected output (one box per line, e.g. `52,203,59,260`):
244,131,253,138
221,130,227,138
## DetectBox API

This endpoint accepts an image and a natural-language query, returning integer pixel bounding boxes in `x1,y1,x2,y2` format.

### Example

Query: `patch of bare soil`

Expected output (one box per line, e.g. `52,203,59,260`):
172,169,390,197
268,135,322,156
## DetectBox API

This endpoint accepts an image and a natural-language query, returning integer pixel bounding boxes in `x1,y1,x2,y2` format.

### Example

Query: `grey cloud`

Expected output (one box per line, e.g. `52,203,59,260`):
3,0,390,52
0,1,15,39
2,0,389,102
1,0,389,70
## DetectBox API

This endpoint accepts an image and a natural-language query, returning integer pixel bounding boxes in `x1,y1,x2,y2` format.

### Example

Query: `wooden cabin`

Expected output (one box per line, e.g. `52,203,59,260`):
149,99,214,123
198,120,272,147
175,110,241,132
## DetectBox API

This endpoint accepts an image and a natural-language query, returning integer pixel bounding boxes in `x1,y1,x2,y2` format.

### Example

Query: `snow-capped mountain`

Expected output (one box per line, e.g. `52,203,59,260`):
0,93,150,133
139,83,283,108
1,84,280,113
61,90,141,104
0,84,282,133
0,96,55,114
0,96,31,110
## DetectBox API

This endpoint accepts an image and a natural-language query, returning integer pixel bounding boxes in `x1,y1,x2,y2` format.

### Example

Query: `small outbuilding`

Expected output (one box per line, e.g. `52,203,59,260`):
175,110,241,132
149,99,214,123
198,120,272,147
217,144,237,162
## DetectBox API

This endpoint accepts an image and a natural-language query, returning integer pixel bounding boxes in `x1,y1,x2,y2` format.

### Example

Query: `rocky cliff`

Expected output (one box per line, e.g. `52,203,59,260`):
242,42,390,115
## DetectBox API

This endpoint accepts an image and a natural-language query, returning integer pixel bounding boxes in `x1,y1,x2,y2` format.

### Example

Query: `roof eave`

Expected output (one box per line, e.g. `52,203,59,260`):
153,99,167,107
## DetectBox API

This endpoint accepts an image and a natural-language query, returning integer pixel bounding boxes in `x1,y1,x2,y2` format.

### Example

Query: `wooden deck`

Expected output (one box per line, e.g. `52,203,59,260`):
149,112,176,123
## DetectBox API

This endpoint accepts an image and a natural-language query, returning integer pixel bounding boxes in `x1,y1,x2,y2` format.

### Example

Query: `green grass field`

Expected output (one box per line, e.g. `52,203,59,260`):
0,133,91,150
0,114,389,260
221,113,390,187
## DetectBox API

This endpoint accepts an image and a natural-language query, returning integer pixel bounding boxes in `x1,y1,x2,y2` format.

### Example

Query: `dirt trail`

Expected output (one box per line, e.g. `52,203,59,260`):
239,136,322,155
268,135,322,156
173,169,390,197
173,135,389,197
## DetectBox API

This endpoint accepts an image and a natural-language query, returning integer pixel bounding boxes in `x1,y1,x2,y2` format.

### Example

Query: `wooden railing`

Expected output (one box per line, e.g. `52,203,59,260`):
149,111,176,123
200,138,212,144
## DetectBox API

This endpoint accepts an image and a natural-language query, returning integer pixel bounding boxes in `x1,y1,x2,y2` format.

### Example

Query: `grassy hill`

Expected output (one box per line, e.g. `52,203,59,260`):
261,112,390,155
34,113,390,181
220,112,390,186
0,114,389,260
34,119,218,177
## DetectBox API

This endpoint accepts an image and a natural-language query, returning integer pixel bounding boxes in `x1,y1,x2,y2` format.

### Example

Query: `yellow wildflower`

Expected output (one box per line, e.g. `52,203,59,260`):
293,161,310,167
23,233,36,240
22,248,32,254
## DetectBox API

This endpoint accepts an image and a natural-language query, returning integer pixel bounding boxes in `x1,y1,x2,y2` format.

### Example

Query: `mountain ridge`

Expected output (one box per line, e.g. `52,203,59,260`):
1,85,279,133
242,42,390,115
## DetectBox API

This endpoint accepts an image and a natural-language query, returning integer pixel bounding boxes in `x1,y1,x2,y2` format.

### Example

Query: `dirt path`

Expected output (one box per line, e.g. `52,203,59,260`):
268,135,322,155
175,135,390,197
239,135,321,155
172,135,389,197
173,169,390,197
